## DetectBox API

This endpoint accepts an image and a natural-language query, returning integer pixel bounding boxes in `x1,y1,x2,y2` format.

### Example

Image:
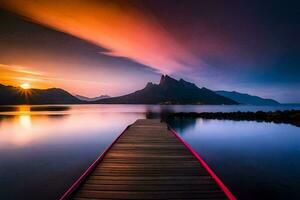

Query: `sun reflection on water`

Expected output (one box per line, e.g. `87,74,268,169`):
0,105,142,148
19,115,32,128
18,105,32,128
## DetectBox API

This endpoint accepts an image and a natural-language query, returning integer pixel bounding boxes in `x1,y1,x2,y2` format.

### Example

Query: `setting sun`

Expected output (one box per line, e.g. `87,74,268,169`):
20,83,31,90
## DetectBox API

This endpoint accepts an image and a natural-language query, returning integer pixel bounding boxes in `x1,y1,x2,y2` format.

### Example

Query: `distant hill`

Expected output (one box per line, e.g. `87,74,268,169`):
215,90,280,105
96,75,238,105
75,94,110,101
0,84,82,105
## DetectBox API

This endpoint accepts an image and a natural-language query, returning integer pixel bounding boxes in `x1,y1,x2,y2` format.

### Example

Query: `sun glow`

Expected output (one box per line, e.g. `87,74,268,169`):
20,83,31,89
19,106,32,129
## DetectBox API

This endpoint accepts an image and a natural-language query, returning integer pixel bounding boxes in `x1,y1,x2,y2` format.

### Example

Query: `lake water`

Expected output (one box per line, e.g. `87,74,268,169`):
0,104,299,199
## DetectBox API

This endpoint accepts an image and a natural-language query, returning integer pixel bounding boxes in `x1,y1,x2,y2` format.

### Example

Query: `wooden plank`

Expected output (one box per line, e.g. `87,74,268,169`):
86,178,215,185
66,119,233,200
81,183,220,191
75,190,227,199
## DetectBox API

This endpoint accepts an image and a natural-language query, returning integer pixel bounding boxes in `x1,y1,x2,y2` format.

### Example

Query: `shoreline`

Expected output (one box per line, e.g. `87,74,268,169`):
170,110,300,127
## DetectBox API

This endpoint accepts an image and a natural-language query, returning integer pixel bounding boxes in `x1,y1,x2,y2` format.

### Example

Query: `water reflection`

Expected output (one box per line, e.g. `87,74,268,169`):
0,105,299,200
167,117,300,200
0,105,144,199
30,105,70,112
0,105,70,113
163,116,197,134
18,106,31,128
19,114,31,128
0,106,71,148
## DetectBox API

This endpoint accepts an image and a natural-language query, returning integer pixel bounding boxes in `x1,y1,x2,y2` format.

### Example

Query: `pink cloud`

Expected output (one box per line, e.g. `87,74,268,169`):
1,0,198,74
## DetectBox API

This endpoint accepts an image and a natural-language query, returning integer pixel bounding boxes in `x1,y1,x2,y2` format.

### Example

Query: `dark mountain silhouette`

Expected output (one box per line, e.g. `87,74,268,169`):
2,76,279,105
0,84,82,105
75,94,110,101
96,75,238,105
216,90,280,105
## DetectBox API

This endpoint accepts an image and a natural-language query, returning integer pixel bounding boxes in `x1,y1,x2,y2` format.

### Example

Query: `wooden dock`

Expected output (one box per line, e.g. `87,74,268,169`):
61,119,235,200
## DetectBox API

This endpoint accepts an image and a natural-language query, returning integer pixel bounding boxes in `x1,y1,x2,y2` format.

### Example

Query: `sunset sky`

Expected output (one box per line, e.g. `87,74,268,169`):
0,0,299,102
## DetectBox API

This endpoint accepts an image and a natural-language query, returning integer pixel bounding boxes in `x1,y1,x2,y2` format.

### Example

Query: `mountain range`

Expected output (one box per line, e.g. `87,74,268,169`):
0,75,280,105
96,75,237,104
0,84,81,105
75,94,110,102
215,90,280,105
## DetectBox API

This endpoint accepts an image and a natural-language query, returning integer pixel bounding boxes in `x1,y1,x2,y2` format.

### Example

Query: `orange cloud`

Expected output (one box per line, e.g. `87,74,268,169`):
0,63,105,93
0,0,197,74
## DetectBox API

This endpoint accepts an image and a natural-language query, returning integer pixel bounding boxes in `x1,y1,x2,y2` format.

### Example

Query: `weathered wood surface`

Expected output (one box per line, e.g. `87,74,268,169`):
70,119,229,199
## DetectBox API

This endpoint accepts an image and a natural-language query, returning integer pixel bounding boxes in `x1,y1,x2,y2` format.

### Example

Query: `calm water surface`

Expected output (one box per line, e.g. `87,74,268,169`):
0,104,299,199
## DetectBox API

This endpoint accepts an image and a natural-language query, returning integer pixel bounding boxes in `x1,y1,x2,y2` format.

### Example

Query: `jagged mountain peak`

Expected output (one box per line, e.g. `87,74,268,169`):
145,82,154,87
159,75,178,86
159,75,197,89
97,75,238,105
